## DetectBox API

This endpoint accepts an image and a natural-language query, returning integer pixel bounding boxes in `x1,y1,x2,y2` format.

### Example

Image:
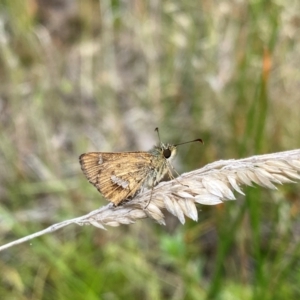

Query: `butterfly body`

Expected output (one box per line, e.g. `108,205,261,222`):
79,144,177,205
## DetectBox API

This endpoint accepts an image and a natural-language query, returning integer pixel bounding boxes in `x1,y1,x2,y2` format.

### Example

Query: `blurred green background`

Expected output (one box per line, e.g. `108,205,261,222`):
1,0,300,299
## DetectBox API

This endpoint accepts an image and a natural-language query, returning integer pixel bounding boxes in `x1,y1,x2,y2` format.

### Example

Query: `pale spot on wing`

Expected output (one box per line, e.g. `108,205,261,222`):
111,175,129,188
98,154,103,165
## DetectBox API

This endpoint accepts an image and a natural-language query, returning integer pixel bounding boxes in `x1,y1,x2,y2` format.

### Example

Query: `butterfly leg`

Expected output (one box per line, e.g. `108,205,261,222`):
144,183,155,209
167,162,189,188
144,188,153,209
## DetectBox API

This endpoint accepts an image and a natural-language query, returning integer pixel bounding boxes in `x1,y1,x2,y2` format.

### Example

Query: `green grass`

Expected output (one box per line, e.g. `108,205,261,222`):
1,0,300,299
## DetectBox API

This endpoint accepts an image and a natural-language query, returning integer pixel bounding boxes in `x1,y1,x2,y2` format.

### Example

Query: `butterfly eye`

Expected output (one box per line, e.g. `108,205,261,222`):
163,148,171,158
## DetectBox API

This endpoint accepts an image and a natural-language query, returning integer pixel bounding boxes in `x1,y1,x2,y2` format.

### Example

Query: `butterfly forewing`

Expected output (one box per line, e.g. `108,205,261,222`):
80,152,154,205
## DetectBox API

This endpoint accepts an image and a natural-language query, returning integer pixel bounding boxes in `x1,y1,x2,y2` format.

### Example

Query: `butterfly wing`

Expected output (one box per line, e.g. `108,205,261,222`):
79,152,153,205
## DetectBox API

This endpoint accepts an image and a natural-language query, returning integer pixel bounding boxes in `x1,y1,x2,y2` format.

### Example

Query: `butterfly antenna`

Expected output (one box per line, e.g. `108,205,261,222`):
155,127,163,146
174,138,203,147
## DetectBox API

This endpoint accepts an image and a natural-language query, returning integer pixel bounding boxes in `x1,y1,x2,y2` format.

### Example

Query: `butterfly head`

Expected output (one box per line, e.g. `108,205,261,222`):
154,127,202,162
160,143,177,161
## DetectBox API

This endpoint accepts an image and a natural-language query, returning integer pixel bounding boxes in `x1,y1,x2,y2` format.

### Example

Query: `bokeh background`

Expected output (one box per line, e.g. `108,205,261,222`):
1,0,300,299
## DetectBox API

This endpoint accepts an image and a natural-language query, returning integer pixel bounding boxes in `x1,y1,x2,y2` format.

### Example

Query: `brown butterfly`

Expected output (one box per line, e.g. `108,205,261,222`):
79,128,202,206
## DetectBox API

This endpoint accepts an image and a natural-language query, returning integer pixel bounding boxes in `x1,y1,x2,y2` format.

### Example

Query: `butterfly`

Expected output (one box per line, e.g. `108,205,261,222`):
79,128,202,206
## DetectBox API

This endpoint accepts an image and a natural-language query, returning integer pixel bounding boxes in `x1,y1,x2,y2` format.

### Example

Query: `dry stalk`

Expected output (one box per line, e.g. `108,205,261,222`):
1,148,300,251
